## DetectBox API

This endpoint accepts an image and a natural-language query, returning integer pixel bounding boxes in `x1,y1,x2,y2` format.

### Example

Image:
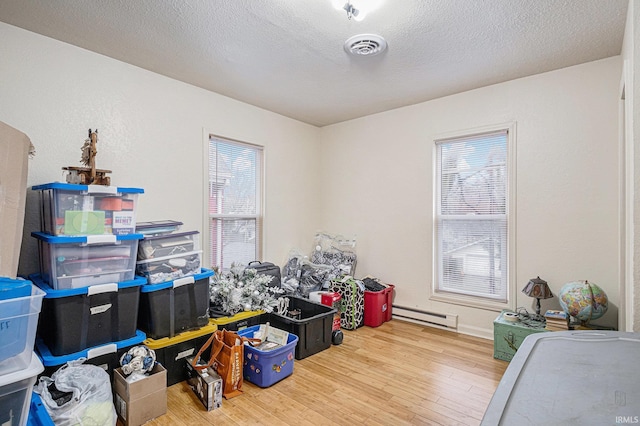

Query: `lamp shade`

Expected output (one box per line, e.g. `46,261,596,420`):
522,276,553,299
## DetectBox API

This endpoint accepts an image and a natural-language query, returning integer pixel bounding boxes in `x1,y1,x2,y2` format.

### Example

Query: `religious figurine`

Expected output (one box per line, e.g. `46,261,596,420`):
63,129,112,185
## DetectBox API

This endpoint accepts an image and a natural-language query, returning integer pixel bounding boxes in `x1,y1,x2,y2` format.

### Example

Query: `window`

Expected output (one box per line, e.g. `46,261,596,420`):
434,126,514,306
207,136,263,271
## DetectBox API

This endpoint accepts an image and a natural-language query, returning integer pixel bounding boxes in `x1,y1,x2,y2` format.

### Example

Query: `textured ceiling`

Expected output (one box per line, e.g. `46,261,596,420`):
0,0,629,127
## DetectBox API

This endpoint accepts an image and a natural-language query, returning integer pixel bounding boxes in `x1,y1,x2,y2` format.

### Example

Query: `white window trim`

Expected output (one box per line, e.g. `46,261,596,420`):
202,129,265,270
430,122,517,312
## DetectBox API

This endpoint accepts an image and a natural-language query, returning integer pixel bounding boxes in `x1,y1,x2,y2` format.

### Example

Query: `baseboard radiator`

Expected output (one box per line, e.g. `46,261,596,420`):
392,305,458,330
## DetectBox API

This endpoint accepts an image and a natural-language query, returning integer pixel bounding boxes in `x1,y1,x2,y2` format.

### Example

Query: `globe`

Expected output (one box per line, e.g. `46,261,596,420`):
558,280,608,325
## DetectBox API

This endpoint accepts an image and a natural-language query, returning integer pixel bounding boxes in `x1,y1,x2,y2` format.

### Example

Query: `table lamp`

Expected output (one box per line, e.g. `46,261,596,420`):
522,276,553,315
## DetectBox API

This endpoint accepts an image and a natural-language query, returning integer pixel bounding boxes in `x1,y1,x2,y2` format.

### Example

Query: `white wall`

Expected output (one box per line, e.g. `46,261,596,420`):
621,0,640,332
0,21,625,338
0,22,322,276
319,57,622,336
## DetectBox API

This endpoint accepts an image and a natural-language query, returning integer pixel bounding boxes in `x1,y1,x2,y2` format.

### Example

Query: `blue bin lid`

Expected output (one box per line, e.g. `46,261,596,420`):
31,182,144,194
139,267,214,293
36,329,146,367
29,273,145,298
0,277,32,300
31,231,143,243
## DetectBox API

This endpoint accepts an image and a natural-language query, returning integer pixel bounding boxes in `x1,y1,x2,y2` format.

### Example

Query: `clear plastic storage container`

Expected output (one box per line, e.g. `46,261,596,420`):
32,232,142,289
33,182,143,236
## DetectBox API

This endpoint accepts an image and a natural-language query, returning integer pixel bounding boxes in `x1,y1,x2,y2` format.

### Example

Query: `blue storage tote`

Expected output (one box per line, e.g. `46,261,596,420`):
30,274,145,357
0,281,45,376
0,355,43,426
32,182,143,236
36,330,146,382
138,268,214,339
237,325,298,387
32,232,142,290
27,392,54,426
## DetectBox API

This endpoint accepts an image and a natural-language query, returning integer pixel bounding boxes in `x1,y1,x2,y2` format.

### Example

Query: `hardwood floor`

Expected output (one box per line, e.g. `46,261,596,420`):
147,319,507,425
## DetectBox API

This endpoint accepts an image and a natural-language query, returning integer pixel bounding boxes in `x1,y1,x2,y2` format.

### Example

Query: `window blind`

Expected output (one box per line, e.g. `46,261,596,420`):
435,130,509,301
208,137,262,271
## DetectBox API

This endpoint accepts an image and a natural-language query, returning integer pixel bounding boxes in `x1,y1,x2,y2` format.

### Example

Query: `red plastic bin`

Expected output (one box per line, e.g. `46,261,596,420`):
364,284,394,327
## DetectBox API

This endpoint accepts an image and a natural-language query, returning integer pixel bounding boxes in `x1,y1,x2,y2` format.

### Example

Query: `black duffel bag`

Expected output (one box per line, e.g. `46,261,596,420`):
247,261,281,288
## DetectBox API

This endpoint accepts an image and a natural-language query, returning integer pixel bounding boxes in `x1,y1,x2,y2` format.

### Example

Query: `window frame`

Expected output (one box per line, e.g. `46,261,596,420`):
430,123,517,311
202,132,264,271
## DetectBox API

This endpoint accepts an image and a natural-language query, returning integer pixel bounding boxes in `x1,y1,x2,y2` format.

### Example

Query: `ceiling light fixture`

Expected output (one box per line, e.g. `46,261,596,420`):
331,0,383,21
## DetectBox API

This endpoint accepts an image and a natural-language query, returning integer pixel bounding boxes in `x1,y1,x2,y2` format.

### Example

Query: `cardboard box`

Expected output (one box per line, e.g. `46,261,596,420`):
0,121,33,278
113,364,167,426
185,356,222,411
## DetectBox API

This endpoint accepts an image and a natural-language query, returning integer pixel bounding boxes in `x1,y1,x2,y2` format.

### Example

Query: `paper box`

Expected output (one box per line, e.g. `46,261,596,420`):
185,356,222,411
0,121,33,278
114,364,167,426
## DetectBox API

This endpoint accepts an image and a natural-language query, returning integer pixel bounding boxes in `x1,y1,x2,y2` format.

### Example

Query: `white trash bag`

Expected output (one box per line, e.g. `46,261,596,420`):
34,359,116,426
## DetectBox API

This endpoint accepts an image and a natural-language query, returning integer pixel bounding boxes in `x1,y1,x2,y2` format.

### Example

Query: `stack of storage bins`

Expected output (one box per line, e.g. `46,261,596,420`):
135,221,216,386
30,183,147,380
0,277,45,426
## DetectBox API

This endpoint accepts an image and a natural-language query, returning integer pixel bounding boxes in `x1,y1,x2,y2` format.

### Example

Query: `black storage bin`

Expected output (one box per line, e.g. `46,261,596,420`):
138,268,213,339
209,309,266,331
30,274,144,357
143,322,217,386
36,329,146,382
267,296,336,360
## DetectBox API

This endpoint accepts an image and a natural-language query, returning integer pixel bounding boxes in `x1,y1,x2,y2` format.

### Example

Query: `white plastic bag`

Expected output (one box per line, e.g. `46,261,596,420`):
34,359,116,426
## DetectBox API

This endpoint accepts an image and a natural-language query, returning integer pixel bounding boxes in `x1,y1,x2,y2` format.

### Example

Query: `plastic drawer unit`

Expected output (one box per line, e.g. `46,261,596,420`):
138,268,214,339
143,322,217,386
135,250,203,284
0,281,45,376
31,274,145,357
32,232,142,290
482,331,640,425
267,296,336,360
0,355,43,426
237,325,298,387
32,182,143,236
135,220,183,236
137,230,199,261
36,329,146,382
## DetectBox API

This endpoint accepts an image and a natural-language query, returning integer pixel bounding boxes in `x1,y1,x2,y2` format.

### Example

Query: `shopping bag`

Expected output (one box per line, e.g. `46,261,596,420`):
191,329,259,399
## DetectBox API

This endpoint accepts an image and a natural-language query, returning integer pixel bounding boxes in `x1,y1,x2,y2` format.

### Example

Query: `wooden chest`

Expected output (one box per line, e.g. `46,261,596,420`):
493,311,548,362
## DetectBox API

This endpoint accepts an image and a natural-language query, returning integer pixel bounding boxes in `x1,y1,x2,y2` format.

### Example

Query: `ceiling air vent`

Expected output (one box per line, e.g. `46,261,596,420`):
344,34,387,57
